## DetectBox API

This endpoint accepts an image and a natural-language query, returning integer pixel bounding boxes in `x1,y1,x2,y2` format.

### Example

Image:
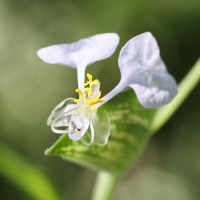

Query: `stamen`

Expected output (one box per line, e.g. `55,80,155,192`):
87,73,92,81
81,73,98,97
74,73,106,110
87,91,106,110
74,88,89,105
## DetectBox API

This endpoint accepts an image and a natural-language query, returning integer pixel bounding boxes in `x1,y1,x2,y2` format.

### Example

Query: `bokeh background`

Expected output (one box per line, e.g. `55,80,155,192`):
0,0,200,199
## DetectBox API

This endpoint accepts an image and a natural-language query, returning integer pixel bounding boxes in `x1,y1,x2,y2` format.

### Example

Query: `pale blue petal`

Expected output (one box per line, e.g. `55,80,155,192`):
129,68,178,108
37,33,119,68
118,32,167,74
100,32,178,109
118,32,177,108
37,33,119,90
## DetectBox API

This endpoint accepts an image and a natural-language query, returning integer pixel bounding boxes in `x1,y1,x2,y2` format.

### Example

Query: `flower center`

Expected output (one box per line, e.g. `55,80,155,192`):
74,73,106,110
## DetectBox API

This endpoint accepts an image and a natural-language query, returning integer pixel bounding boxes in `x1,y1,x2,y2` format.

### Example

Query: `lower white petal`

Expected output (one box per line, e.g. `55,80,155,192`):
91,111,110,146
47,98,77,127
68,114,89,141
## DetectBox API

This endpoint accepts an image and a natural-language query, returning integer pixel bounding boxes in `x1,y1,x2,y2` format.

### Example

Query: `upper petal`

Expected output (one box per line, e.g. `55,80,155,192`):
118,32,167,74
117,32,178,108
37,33,120,69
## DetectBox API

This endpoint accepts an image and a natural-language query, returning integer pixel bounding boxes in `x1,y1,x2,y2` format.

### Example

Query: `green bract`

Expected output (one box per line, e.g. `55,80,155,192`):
45,89,155,173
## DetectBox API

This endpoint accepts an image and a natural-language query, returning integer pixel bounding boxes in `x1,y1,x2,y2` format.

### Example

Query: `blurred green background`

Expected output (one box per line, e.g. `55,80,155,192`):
0,0,199,199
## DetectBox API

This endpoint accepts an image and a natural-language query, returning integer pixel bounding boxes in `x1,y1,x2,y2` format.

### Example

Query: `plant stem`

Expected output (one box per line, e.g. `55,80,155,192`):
150,58,200,134
91,172,121,200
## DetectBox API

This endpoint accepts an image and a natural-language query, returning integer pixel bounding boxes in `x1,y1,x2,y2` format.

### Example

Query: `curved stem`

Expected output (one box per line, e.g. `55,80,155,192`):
91,172,121,200
150,58,200,134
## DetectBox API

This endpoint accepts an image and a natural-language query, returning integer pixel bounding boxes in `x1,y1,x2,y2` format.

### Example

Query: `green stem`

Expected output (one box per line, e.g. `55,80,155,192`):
91,172,121,200
150,58,200,134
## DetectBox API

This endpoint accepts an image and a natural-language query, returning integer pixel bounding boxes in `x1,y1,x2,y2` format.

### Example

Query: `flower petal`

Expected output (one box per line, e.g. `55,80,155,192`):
90,110,110,146
68,114,89,141
99,32,178,109
37,33,119,68
47,98,77,127
37,33,120,90
118,32,177,108
118,32,167,74
129,69,178,108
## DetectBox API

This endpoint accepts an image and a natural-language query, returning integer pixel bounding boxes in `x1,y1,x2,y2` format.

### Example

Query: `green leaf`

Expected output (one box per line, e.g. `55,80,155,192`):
45,88,155,174
0,142,60,200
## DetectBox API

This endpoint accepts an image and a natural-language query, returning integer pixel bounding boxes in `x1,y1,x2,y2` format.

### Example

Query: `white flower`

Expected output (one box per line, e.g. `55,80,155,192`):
37,32,178,146
97,32,178,108
37,33,119,91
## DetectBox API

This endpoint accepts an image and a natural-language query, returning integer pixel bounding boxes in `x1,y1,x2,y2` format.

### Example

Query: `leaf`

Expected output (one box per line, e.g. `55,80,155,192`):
0,142,60,200
45,88,155,174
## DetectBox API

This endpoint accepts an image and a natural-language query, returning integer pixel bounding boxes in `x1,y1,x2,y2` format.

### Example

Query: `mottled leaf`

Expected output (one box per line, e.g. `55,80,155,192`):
45,88,155,174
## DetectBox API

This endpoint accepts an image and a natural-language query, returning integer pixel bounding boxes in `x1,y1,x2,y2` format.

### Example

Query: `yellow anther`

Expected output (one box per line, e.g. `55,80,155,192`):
74,73,106,110
74,88,89,105
81,73,98,97
75,89,82,94
87,91,106,110
87,73,93,81
91,105,95,110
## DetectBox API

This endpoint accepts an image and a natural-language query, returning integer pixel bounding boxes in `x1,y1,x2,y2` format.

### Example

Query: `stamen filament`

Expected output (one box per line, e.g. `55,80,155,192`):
74,73,106,110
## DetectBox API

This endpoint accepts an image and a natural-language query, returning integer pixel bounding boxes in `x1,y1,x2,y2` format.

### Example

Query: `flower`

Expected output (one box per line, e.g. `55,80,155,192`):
37,32,178,146
37,33,119,91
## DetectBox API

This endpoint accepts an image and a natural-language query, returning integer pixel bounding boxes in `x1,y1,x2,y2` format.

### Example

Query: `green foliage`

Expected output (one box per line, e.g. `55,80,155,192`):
0,0,200,199
46,88,155,174
150,58,200,134
0,142,60,200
